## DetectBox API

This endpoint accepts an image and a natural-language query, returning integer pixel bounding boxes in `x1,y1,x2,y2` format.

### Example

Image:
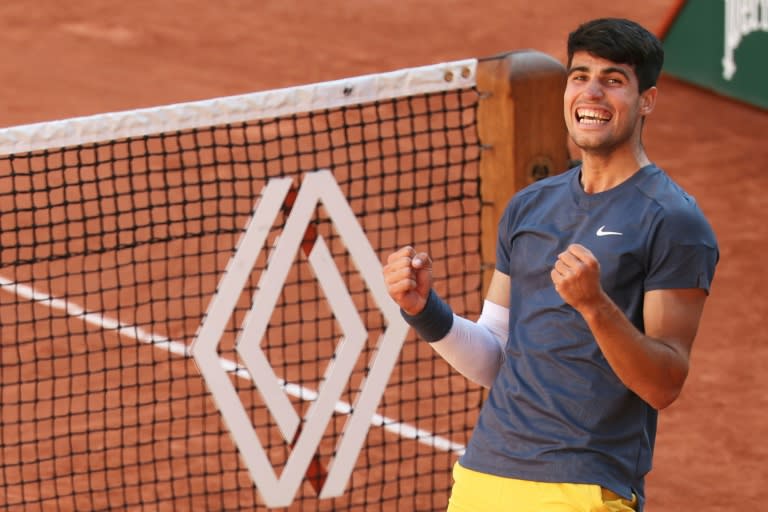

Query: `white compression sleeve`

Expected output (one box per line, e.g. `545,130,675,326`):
428,300,509,388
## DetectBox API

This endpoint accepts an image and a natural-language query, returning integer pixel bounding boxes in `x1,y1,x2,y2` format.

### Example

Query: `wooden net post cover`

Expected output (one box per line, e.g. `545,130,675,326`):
476,50,570,295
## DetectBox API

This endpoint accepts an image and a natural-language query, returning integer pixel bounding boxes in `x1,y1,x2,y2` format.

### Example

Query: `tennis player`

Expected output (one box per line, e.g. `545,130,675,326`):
383,17,718,511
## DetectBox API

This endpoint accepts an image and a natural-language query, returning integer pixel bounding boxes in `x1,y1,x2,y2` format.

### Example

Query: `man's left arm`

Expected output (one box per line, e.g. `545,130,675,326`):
552,243,708,410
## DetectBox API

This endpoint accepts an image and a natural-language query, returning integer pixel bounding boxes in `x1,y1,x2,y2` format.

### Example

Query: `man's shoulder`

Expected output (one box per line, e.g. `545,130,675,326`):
634,165,698,209
500,168,576,224
514,165,577,200
637,166,718,247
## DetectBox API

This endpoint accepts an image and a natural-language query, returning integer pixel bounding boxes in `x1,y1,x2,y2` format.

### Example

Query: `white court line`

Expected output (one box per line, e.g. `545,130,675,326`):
0,275,466,454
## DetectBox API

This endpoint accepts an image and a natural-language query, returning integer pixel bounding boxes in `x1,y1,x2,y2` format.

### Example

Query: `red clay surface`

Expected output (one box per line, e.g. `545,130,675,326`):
1,1,766,510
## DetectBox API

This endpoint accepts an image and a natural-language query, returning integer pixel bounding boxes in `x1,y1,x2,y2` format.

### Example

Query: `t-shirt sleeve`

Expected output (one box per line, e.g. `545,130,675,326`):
645,201,719,294
495,199,518,275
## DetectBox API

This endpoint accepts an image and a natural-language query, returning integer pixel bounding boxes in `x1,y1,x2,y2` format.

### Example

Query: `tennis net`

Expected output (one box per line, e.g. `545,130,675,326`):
0,51,567,511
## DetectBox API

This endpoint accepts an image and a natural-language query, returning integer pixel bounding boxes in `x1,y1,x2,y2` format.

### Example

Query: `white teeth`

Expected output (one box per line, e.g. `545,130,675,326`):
576,108,610,124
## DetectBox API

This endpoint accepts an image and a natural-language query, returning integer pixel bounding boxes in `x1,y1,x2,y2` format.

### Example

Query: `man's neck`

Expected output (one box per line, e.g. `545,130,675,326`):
579,149,651,194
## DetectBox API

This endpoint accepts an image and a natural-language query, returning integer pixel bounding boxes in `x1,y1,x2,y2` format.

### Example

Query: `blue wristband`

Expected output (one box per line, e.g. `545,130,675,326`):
400,289,454,342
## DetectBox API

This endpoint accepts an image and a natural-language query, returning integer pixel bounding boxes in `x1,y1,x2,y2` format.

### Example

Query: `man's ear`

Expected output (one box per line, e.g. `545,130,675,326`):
639,86,658,116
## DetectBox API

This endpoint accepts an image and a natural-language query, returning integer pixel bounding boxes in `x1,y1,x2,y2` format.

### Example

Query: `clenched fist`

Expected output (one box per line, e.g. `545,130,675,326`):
382,245,433,316
551,243,605,312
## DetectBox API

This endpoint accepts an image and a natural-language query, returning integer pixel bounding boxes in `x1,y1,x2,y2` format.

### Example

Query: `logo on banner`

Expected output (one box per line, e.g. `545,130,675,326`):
722,0,768,80
190,170,408,508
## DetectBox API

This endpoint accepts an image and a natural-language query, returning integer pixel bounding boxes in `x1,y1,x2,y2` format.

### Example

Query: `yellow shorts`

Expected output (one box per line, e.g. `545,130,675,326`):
447,462,637,512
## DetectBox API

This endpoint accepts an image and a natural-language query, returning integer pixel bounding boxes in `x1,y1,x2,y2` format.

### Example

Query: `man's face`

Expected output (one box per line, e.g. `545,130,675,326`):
564,51,656,154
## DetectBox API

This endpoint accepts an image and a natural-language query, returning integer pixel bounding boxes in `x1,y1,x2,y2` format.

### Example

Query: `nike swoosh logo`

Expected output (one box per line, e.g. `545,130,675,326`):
596,225,623,237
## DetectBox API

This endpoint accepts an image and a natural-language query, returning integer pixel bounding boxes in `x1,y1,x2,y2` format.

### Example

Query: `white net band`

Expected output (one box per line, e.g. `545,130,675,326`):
0,58,477,155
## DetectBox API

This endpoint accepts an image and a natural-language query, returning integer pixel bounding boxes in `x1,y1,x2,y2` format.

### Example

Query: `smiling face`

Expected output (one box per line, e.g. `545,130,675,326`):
564,51,657,156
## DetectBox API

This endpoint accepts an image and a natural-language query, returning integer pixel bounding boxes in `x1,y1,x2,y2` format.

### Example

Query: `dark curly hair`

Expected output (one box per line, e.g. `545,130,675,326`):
567,18,664,92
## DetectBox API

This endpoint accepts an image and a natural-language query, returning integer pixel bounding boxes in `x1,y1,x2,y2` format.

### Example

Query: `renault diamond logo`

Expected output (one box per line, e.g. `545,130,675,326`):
190,170,409,508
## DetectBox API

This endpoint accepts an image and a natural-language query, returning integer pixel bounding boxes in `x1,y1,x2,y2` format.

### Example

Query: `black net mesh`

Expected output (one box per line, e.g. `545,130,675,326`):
0,88,485,511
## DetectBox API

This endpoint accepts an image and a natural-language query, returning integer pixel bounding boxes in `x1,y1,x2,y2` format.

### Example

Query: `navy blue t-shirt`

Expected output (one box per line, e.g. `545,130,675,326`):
459,164,719,510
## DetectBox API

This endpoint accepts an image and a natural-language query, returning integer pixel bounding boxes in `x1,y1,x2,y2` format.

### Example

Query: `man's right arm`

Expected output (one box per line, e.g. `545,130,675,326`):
384,249,511,388
425,270,510,388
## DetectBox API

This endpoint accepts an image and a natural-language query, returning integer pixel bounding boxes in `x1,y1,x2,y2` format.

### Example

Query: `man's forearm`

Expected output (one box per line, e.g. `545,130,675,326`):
579,292,689,410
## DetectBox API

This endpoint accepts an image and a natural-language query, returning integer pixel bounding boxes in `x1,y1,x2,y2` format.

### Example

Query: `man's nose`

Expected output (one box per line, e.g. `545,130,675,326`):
584,79,604,98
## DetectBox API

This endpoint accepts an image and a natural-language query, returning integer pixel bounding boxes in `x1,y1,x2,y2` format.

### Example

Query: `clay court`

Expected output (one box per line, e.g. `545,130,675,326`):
0,1,766,511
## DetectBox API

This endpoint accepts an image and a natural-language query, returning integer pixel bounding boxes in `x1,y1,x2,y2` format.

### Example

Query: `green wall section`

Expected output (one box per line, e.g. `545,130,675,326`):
663,0,767,110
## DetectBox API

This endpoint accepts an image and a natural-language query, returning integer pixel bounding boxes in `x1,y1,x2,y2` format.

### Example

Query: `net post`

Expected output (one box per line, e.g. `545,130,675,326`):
476,50,570,294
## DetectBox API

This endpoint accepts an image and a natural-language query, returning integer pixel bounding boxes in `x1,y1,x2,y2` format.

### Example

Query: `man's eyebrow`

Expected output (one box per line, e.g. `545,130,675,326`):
566,65,589,76
602,66,631,79
566,65,631,79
